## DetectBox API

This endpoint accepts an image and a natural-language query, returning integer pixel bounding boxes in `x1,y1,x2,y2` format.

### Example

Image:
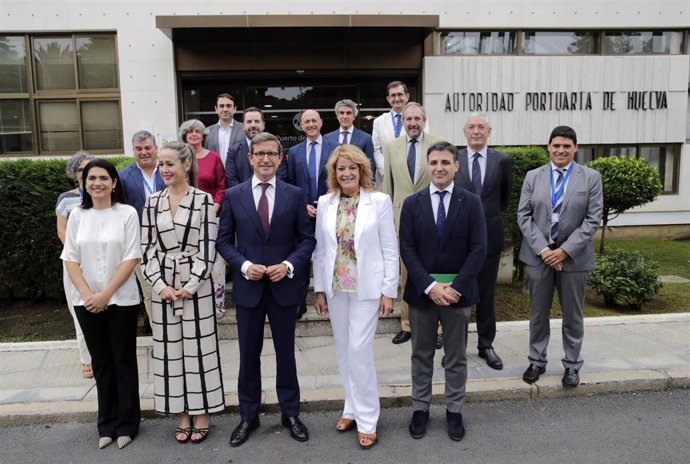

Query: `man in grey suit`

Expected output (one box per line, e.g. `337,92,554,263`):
382,102,446,345
517,126,603,388
455,113,512,370
204,93,243,165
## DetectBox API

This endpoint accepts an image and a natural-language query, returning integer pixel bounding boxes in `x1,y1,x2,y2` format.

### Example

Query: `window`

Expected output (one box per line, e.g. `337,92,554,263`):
598,145,679,194
521,31,598,55
0,33,121,155
603,31,684,55
440,31,516,55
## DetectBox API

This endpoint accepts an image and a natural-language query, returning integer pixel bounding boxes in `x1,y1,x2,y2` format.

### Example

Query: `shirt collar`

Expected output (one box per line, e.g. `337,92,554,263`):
136,163,157,179
340,127,354,134
307,135,323,145
550,161,573,172
429,181,455,195
468,146,488,158
406,132,424,143
252,175,277,189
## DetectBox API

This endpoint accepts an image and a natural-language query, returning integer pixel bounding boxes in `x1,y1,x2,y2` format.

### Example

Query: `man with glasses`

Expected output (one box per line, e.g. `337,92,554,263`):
204,93,243,166
218,132,316,447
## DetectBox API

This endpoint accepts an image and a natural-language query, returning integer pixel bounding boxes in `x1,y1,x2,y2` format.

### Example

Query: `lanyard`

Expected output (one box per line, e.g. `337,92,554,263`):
550,164,573,206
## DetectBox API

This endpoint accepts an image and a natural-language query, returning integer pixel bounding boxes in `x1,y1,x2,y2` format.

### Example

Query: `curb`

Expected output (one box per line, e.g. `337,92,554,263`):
2,368,688,426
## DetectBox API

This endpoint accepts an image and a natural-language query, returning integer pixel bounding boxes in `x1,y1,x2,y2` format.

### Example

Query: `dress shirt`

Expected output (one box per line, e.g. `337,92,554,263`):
136,164,158,199
467,147,488,185
406,133,425,183
240,175,294,279
339,127,354,144
538,161,574,257
423,183,460,297
217,122,234,164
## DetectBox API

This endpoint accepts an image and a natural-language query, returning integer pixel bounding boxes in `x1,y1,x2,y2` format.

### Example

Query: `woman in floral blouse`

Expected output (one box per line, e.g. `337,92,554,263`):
313,145,399,450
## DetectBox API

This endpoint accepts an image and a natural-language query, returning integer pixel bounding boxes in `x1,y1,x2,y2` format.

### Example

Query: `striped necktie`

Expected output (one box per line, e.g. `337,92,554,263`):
472,153,482,194
550,169,565,244
436,190,447,235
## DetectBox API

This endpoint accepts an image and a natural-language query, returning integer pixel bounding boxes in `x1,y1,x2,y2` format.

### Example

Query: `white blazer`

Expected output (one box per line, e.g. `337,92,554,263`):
313,190,399,301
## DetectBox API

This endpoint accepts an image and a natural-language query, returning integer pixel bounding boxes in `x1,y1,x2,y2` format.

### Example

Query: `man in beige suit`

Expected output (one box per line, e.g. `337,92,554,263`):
383,102,445,344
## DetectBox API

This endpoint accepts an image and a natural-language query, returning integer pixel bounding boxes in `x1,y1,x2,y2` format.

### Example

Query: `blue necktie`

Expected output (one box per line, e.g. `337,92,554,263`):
407,138,417,183
550,169,565,244
436,190,447,235
472,153,482,194
341,131,349,145
308,141,317,202
394,114,402,138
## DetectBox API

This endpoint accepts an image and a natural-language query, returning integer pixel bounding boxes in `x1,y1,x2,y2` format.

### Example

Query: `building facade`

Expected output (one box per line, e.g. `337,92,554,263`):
1,0,689,225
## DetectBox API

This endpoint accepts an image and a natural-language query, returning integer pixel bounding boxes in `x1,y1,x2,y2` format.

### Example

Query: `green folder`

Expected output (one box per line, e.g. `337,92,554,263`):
430,273,457,283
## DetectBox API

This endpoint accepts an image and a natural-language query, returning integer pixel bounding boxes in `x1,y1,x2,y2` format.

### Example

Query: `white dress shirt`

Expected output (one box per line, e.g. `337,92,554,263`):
424,182,460,297
217,122,235,164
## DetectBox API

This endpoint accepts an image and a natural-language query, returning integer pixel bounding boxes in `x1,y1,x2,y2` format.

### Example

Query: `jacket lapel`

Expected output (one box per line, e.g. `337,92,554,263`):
239,182,264,237
561,162,582,211
266,181,286,241
458,149,472,189
483,149,497,198
354,190,371,247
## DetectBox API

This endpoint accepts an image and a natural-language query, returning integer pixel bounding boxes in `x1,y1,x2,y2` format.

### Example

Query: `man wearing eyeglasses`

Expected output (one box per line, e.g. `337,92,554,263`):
204,93,243,166
218,132,316,447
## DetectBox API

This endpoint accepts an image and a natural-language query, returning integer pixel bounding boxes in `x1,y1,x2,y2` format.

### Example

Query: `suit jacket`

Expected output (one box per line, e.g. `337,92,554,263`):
216,179,316,308
324,127,376,180
381,132,446,229
400,186,487,309
517,162,603,271
313,190,399,301
118,163,165,223
287,137,339,203
204,121,243,165
225,138,287,188
455,147,512,256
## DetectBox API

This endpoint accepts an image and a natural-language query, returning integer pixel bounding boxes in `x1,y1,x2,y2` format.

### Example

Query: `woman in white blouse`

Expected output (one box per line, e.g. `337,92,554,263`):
61,159,142,450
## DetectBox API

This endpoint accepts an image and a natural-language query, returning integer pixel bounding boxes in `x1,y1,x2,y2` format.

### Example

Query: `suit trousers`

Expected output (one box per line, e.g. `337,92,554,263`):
525,263,587,370
75,304,141,439
327,291,381,434
62,264,91,364
410,304,470,413
475,253,501,350
236,288,300,421
134,265,153,329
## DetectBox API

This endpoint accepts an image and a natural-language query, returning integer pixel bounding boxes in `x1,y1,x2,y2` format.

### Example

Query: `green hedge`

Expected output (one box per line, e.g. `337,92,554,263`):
495,146,550,280
0,156,135,300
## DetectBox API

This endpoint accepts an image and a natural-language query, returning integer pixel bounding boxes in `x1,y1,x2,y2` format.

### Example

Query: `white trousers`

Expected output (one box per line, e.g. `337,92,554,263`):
328,291,380,434
62,263,91,364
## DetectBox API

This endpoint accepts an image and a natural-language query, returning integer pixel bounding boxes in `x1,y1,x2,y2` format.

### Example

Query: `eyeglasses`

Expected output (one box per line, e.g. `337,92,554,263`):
252,151,280,159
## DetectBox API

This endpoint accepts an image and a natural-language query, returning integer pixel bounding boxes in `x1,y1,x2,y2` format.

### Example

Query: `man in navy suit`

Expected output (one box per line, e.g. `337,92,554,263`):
217,132,316,447
118,130,165,324
225,106,287,187
454,113,513,370
287,109,338,318
323,99,375,181
400,141,487,442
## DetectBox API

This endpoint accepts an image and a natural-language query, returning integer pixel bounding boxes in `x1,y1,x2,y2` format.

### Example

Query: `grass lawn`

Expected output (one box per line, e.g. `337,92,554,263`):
595,237,690,278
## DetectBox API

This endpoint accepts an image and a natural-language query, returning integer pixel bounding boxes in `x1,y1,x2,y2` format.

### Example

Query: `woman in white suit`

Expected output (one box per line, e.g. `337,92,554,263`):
313,145,399,450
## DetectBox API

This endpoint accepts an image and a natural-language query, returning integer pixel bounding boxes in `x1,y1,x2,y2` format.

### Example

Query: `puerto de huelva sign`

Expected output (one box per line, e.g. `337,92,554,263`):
444,91,668,113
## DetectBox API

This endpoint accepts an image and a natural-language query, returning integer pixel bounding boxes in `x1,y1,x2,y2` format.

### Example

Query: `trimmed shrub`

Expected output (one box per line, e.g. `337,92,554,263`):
0,156,135,300
496,146,549,281
588,249,662,310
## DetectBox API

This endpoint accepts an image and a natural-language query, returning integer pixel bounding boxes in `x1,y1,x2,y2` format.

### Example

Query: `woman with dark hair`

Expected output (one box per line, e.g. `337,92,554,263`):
313,145,399,449
56,151,95,378
142,141,225,445
61,158,142,450
179,119,227,318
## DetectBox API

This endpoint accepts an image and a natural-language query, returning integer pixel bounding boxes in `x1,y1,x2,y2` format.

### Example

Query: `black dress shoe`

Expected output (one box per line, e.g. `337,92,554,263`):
281,416,309,442
296,303,307,320
408,410,429,439
478,348,504,370
562,368,580,388
446,410,465,441
522,364,546,384
229,417,260,447
392,330,411,344
435,334,444,349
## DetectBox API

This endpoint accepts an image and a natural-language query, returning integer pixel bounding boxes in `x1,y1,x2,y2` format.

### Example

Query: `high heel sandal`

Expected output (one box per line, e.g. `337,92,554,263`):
357,432,378,450
175,427,192,443
190,427,209,444
336,417,356,432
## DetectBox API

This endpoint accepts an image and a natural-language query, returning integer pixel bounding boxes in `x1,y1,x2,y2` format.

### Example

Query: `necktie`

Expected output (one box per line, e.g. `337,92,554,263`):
308,141,317,202
472,153,482,194
436,190,447,235
407,138,417,183
258,183,270,236
394,113,402,138
550,169,565,244
341,131,349,145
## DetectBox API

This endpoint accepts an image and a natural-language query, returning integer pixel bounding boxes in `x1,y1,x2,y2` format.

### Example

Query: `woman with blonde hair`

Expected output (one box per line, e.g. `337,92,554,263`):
313,145,399,449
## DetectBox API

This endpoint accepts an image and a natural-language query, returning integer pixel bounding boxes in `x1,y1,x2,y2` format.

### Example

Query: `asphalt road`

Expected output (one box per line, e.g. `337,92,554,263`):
2,389,689,464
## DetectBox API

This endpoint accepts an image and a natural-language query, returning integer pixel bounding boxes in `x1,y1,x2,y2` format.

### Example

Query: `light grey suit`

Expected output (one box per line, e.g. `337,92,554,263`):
517,162,602,370
204,121,243,165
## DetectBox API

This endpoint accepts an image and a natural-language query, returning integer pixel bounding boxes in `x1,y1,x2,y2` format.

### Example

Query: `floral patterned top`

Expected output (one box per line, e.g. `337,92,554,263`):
333,192,359,292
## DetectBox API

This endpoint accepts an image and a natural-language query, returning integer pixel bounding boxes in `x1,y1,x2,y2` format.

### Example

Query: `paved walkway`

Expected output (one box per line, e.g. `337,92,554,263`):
1,314,689,424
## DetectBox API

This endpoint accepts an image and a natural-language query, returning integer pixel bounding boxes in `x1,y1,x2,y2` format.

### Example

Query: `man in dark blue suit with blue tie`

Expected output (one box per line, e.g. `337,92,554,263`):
287,109,338,318
323,99,376,181
218,132,316,447
118,130,165,325
400,141,486,442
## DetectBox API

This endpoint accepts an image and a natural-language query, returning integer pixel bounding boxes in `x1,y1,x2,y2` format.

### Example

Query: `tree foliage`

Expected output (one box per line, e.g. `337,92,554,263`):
587,156,662,253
